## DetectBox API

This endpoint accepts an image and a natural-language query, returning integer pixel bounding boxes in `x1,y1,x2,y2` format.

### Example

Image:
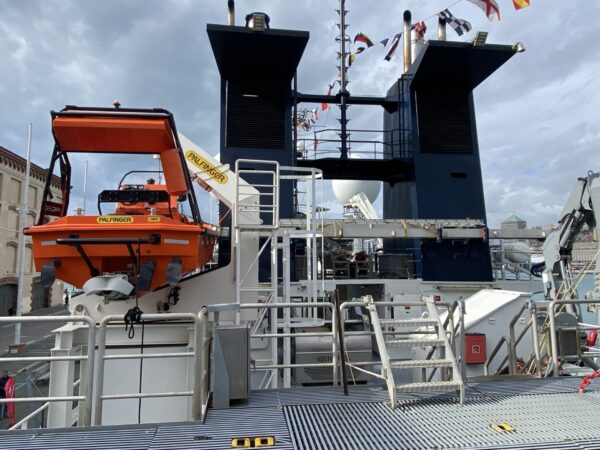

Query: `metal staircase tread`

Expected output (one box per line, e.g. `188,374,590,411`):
386,338,445,348
379,318,438,326
395,380,462,392
390,359,453,368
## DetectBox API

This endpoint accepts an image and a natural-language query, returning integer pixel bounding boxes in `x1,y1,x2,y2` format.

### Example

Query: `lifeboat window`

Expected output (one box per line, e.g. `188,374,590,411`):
98,189,171,216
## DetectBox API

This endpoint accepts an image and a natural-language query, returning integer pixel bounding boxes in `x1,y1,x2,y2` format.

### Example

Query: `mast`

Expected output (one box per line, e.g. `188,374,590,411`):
336,0,349,159
15,123,33,346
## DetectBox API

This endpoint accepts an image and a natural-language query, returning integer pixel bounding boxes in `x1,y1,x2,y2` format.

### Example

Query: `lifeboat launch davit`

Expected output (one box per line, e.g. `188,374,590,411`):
25,106,219,299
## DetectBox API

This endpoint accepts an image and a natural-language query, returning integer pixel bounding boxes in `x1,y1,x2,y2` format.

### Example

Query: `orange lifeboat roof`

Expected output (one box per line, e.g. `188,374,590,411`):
52,116,176,153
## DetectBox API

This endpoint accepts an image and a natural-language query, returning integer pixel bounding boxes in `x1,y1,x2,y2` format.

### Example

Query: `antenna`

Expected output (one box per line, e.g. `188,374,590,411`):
335,0,350,159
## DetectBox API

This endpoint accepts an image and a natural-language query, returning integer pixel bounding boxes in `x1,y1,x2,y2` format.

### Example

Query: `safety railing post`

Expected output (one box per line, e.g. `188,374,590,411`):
548,300,560,377
331,295,339,387
191,312,202,421
529,300,542,377
508,303,528,375
457,300,466,380
82,316,96,427
93,316,110,426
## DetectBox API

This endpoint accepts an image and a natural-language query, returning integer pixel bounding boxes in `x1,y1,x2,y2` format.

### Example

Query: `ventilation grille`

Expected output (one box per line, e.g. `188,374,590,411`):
226,81,286,149
417,90,473,154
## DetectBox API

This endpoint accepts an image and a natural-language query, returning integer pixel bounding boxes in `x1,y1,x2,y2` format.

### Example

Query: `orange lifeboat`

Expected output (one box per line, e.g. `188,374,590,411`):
25,106,218,298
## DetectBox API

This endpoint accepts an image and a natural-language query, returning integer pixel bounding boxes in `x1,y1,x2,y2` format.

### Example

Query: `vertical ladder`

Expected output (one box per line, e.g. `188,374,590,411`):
365,295,465,408
233,160,280,307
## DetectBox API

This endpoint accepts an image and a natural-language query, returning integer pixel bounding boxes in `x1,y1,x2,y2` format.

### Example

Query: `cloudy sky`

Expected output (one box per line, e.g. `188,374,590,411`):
1,0,599,227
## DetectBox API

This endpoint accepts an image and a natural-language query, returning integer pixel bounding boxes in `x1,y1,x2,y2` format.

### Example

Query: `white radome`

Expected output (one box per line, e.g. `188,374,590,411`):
332,178,381,204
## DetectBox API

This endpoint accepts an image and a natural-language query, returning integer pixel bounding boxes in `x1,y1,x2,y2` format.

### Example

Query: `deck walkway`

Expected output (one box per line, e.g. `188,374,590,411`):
0,377,598,449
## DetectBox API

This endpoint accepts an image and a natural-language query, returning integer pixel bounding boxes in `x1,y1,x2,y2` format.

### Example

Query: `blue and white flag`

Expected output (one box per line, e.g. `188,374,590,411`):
438,9,472,37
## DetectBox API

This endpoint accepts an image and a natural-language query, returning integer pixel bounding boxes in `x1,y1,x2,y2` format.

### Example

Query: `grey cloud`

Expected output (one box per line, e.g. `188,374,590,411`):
1,0,599,229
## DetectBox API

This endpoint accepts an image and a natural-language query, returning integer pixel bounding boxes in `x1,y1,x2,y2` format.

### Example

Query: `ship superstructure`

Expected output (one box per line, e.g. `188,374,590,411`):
1,3,600,449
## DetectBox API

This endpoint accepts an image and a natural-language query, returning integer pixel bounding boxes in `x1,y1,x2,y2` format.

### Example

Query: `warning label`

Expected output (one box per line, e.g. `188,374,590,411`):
97,216,134,224
185,150,228,185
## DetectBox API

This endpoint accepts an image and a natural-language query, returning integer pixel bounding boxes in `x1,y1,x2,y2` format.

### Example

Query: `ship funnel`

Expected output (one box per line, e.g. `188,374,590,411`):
403,10,411,73
227,0,235,26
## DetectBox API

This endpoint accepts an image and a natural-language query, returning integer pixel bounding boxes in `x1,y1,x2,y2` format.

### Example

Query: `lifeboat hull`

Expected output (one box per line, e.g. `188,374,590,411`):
26,215,215,293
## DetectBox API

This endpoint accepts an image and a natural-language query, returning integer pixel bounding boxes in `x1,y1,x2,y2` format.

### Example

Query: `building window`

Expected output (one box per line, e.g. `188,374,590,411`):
28,185,38,209
27,211,36,227
5,243,17,274
8,178,22,204
7,208,19,238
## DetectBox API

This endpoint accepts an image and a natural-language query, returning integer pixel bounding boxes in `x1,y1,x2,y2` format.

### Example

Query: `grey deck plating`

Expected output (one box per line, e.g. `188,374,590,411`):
1,378,599,450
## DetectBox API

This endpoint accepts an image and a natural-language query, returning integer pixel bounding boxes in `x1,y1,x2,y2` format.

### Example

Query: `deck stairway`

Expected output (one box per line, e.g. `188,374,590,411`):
363,295,465,407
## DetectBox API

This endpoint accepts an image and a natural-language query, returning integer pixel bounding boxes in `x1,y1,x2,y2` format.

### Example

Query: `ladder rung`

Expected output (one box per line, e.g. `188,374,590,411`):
395,380,461,393
390,359,453,368
386,338,445,348
379,319,438,327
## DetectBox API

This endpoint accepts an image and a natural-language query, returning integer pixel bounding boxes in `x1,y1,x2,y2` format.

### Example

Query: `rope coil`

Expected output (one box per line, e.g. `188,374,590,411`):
124,306,143,339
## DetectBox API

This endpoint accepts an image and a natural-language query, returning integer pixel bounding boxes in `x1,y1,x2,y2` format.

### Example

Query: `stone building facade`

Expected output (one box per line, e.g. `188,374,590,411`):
0,146,64,315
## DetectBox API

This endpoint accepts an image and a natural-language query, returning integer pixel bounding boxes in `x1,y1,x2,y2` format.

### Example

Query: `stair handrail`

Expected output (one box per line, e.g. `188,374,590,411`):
504,299,542,376
507,302,529,374
363,295,397,407
424,298,465,404
484,336,512,376
424,299,465,381
486,300,541,376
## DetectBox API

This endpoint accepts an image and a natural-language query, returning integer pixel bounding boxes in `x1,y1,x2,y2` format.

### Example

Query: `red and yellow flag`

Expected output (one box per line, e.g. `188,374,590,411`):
513,0,530,10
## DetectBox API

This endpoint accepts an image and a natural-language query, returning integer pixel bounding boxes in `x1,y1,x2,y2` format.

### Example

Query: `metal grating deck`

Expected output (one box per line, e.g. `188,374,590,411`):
0,427,156,450
149,407,293,450
0,378,599,449
285,392,600,450
0,407,292,450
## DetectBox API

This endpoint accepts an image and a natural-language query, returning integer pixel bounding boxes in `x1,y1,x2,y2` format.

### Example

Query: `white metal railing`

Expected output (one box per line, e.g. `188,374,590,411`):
0,316,96,427
484,300,542,376
93,311,210,425
9,402,49,430
234,159,279,230
279,165,325,305
9,378,81,430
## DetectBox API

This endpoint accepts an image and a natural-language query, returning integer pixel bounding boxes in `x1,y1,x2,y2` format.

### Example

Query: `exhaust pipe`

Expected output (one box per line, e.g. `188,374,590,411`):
227,0,235,25
438,17,447,41
403,10,411,73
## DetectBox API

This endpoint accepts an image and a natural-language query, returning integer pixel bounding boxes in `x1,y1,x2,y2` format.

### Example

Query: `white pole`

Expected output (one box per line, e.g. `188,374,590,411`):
15,123,33,345
82,160,88,214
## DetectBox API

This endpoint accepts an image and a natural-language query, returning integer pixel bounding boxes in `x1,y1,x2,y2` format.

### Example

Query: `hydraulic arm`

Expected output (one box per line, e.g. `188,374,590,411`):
541,171,600,300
